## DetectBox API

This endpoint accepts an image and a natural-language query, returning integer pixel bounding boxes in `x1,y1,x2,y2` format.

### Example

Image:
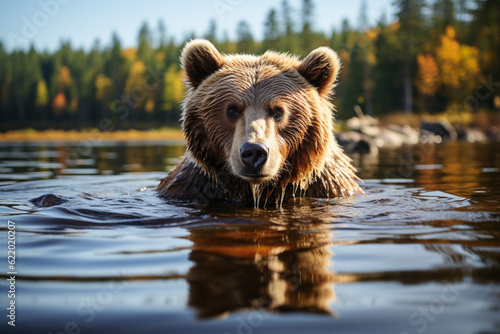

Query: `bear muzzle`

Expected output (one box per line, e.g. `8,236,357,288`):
239,142,269,178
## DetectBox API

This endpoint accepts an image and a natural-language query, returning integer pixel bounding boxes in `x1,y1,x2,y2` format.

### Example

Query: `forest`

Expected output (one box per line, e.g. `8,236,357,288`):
0,0,499,131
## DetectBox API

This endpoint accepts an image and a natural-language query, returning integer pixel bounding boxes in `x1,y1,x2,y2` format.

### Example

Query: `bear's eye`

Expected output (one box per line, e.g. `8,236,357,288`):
226,104,242,121
271,107,284,120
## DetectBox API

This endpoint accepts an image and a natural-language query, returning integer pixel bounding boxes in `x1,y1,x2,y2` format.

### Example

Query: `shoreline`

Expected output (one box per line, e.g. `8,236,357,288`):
0,128,184,142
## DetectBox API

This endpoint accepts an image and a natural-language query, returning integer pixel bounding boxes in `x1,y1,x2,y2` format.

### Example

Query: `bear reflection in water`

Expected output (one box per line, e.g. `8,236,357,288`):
185,205,354,318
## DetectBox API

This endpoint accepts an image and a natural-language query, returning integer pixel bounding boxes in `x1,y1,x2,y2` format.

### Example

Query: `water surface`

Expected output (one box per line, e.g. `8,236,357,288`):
0,140,499,334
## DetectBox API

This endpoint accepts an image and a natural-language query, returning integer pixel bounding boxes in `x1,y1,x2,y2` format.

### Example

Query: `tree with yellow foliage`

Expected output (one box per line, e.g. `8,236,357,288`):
436,26,479,106
416,54,440,96
95,74,113,102
35,80,49,108
436,26,460,88
416,53,441,111
124,60,147,123
162,64,184,122
95,74,113,119
35,80,49,126
125,60,146,96
58,65,72,88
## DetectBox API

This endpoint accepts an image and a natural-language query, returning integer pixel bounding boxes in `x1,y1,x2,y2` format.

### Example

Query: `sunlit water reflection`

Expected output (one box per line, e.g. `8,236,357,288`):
0,140,499,334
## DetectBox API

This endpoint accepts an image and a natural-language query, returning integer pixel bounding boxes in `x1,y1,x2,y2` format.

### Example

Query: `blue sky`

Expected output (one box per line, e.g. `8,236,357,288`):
0,0,395,52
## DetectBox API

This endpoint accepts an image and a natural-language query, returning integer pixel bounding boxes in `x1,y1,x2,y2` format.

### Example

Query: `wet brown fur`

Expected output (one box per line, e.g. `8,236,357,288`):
158,39,362,206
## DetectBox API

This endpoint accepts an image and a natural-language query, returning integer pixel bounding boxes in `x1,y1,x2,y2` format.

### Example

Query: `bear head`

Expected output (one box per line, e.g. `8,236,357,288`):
180,39,342,189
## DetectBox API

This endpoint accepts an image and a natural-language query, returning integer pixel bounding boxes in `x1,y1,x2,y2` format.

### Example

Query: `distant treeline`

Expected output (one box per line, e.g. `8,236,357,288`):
0,0,499,131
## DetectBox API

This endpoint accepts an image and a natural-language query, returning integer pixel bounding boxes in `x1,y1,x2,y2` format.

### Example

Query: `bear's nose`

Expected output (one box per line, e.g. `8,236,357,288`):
240,142,268,171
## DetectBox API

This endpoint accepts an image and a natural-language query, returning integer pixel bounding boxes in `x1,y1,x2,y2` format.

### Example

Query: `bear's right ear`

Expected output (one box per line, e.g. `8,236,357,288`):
181,39,224,88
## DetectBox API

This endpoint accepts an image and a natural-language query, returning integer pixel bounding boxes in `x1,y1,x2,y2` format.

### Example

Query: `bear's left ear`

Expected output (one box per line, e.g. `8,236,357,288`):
298,47,341,97
181,39,225,88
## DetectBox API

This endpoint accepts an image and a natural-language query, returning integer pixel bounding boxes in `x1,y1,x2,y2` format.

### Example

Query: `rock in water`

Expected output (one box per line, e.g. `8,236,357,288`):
30,194,67,207
421,121,457,142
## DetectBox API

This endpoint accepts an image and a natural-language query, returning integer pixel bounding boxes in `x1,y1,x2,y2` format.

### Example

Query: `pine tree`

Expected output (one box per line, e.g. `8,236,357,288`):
137,22,154,63
108,32,126,109
0,42,11,129
300,0,314,54
431,0,456,32
281,0,297,52
158,19,167,49
472,0,500,92
372,15,404,114
204,20,218,45
262,9,281,52
358,0,374,115
236,21,255,53
394,0,427,113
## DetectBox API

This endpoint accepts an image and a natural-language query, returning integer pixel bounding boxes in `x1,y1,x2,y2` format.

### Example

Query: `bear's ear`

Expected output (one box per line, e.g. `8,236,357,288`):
181,39,224,88
298,47,341,97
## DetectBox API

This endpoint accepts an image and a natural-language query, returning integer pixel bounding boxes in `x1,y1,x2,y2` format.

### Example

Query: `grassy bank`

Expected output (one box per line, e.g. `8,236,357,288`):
0,127,184,142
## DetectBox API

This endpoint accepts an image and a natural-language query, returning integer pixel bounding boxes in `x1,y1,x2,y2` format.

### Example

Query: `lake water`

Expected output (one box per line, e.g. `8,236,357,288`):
0,140,499,334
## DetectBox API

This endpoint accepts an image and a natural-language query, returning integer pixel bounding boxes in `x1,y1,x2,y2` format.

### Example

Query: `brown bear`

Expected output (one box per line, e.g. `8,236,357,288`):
158,39,362,207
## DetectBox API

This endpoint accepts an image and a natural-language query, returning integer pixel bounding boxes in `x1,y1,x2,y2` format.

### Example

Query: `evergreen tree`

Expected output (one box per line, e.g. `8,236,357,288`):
394,0,427,113
339,18,354,50
85,40,104,127
137,22,154,63
0,42,11,130
281,0,297,52
236,21,255,53
158,19,167,48
219,31,234,53
358,0,373,115
472,0,500,94
262,9,281,52
430,0,457,46
204,20,218,45
300,0,314,54
432,0,456,32
108,33,126,105
372,15,404,114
